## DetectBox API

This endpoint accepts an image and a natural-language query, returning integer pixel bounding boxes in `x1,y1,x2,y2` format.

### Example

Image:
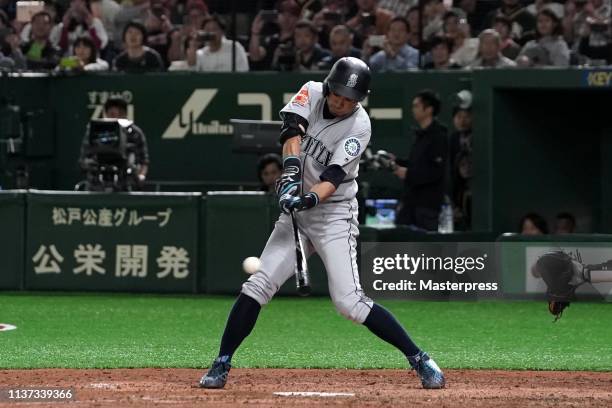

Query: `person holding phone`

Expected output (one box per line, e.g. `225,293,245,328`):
369,16,419,72
249,0,300,70
56,0,108,55
195,15,248,72
346,0,394,48
145,2,175,66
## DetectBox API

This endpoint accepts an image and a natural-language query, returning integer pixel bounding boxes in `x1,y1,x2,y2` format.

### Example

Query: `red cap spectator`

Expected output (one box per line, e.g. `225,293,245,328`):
186,0,209,15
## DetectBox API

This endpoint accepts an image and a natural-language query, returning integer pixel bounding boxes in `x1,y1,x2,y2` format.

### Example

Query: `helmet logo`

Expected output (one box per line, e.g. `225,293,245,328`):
346,74,358,88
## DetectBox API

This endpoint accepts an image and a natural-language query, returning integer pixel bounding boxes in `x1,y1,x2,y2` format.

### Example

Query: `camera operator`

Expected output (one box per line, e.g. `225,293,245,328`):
393,90,448,231
79,97,149,191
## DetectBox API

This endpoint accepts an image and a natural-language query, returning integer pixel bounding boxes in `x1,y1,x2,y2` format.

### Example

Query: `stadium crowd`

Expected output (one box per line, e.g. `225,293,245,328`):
0,0,610,72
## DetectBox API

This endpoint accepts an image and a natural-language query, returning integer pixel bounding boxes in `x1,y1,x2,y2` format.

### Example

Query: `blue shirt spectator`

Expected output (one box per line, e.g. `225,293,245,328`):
369,16,419,72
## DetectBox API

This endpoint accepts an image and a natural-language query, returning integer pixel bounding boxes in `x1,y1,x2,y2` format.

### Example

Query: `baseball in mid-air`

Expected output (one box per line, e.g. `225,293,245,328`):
242,257,261,275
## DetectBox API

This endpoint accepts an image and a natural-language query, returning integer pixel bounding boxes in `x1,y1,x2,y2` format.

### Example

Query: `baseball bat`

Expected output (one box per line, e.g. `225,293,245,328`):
290,210,311,296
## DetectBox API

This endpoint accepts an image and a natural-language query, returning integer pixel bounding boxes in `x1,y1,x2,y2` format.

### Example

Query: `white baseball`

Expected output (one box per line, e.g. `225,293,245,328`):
242,257,261,275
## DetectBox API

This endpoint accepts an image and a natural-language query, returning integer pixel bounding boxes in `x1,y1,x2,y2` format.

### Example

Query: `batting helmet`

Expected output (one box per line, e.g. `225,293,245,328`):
323,57,371,102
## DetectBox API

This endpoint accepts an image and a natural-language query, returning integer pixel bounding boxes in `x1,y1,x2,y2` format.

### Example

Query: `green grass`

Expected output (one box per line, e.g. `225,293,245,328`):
0,293,611,370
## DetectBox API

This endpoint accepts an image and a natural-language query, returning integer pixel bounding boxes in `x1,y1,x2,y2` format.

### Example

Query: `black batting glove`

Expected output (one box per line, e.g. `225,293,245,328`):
279,192,319,214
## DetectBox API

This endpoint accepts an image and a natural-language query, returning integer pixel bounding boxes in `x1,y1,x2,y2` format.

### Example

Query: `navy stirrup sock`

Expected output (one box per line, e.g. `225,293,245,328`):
363,303,420,358
218,293,261,360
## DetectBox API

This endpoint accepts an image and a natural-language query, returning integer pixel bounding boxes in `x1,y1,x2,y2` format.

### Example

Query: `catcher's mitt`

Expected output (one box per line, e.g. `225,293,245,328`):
532,251,589,321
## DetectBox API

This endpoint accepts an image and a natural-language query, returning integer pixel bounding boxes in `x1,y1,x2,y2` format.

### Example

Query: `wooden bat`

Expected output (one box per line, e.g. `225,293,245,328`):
290,210,311,296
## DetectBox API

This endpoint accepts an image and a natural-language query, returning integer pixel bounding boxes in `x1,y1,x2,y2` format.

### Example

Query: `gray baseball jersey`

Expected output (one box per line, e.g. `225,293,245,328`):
280,81,371,202
241,81,374,324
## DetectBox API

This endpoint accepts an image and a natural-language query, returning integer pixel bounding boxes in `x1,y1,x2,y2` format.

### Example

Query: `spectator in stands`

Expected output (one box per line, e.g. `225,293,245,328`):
554,212,576,233
369,16,419,72
469,29,517,67
180,0,209,35
517,9,570,67
18,1,61,44
406,6,421,49
527,0,565,19
573,0,612,64
318,24,361,70
493,15,521,59
424,35,459,69
379,0,415,18
91,0,120,49
486,0,536,43
249,1,300,71
393,89,448,231
449,19,479,66
257,153,282,194
0,49,14,69
113,21,164,72
195,15,248,72
519,213,548,235
443,11,462,43
311,5,346,50
441,11,480,66
168,35,200,71
145,2,174,66
115,0,150,42
346,0,395,48
292,19,331,70
169,1,209,64
455,0,487,34
69,35,109,70
21,11,61,70
273,20,329,71
423,0,447,41
0,26,26,70
57,0,108,55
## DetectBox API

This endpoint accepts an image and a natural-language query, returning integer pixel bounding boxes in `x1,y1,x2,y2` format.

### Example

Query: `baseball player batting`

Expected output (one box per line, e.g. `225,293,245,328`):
199,57,445,390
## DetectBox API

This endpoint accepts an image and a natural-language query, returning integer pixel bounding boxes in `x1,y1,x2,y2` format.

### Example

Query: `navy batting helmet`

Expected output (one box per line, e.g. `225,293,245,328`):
323,57,371,102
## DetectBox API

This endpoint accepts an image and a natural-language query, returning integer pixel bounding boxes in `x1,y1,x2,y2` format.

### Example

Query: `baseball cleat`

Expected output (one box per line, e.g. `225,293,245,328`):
199,356,231,389
408,351,445,389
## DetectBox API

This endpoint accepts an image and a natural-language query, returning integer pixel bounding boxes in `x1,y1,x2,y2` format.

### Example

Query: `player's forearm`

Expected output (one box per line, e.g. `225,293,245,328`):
282,135,301,157
309,181,336,203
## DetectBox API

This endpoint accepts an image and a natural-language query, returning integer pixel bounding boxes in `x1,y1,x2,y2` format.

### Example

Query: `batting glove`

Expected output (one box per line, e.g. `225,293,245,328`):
275,156,302,197
279,192,319,214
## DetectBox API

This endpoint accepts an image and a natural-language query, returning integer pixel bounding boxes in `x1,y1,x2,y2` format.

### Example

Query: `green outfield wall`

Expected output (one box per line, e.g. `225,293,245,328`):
0,191,25,289
1,190,612,295
24,190,200,293
1,70,611,235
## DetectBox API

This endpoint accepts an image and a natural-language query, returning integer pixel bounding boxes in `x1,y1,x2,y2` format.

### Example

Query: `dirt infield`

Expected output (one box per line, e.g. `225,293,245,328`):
1,368,611,407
